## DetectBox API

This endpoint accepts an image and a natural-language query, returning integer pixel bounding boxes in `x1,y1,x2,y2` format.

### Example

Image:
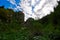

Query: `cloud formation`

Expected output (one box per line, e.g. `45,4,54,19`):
7,0,60,21
20,0,60,21
7,0,16,5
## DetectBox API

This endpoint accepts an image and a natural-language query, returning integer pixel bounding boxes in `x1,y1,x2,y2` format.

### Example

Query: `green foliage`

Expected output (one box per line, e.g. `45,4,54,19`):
0,4,60,40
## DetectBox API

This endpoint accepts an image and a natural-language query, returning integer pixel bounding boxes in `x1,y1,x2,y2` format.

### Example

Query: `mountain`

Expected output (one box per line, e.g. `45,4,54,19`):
0,4,60,40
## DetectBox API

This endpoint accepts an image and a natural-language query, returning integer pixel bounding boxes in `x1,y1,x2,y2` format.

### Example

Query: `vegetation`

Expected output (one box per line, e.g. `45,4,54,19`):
0,3,60,40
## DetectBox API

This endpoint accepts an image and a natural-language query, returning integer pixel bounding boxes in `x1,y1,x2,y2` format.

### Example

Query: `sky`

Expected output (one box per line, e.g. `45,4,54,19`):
0,0,21,11
0,0,10,8
0,0,60,21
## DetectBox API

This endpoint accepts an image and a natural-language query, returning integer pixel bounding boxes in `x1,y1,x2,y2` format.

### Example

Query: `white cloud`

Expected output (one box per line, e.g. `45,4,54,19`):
7,0,16,5
7,0,60,22
20,0,60,21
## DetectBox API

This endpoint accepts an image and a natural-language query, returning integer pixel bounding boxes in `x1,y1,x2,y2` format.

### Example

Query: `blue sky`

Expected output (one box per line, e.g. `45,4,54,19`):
0,0,10,8
0,0,20,9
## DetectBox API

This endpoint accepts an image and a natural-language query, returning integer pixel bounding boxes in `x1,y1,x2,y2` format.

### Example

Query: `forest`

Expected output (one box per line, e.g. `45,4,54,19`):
0,2,60,40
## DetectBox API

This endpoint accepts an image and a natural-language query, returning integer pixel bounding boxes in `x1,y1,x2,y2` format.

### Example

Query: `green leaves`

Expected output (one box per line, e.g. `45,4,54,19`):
0,5,60,40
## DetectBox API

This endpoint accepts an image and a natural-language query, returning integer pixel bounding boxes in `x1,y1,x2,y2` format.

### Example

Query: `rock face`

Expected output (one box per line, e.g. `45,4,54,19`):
20,0,60,21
